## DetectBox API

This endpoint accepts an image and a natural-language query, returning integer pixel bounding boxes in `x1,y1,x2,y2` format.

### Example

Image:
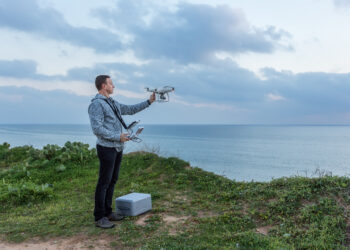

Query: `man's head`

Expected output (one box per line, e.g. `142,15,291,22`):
95,75,114,96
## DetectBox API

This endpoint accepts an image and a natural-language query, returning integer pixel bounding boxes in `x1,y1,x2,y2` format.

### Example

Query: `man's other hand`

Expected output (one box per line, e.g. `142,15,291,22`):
149,93,156,104
120,133,130,142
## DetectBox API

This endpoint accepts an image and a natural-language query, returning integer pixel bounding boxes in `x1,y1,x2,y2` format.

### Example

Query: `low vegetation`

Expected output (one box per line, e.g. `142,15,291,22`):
1,142,350,249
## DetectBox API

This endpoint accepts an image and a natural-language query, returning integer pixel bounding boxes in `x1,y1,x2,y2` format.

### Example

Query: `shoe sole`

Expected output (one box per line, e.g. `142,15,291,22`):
108,217,125,222
95,224,115,229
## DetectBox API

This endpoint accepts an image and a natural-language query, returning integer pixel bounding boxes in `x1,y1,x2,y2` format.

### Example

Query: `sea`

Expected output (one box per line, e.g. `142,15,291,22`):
1,124,350,182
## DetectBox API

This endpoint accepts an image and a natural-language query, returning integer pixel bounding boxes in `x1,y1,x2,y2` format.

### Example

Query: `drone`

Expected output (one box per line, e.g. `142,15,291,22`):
145,86,175,102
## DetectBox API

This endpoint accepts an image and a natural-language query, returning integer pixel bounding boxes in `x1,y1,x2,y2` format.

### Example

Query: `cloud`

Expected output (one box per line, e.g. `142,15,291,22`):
0,85,245,125
95,2,292,63
171,95,238,111
333,0,350,7
0,55,350,123
266,93,286,101
0,0,122,53
261,68,350,116
62,58,264,105
0,60,37,78
0,92,23,103
0,59,149,99
0,76,152,101
106,61,350,122
2,59,350,124
2,0,350,124
0,86,91,123
0,77,96,96
0,0,292,64
2,56,350,123
61,58,350,123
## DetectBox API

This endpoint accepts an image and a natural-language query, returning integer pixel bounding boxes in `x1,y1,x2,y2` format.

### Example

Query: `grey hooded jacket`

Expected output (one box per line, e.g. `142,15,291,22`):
88,93,150,150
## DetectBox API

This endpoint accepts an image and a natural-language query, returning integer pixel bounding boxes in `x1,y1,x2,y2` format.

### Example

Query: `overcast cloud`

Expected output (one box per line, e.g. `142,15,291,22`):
0,0,123,53
94,1,292,63
0,0,349,124
333,0,350,7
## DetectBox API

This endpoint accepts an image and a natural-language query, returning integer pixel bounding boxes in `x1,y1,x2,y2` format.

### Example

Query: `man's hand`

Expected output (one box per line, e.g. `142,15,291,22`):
120,133,130,142
149,93,156,104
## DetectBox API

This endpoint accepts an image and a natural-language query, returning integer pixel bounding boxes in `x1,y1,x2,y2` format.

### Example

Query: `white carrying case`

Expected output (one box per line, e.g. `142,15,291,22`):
115,192,152,216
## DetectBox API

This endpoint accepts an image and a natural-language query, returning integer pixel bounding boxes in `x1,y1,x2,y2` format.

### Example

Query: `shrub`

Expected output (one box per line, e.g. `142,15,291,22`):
56,141,95,164
0,181,53,205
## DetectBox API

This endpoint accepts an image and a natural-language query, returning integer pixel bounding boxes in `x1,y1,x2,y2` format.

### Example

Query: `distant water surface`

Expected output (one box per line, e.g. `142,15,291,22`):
1,124,350,182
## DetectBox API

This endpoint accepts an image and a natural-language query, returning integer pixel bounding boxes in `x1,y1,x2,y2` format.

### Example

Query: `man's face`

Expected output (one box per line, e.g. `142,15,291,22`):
103,78,115,94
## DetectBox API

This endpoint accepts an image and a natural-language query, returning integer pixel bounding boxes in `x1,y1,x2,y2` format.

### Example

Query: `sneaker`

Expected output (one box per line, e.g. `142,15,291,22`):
107,212,125,221
95,217,115,229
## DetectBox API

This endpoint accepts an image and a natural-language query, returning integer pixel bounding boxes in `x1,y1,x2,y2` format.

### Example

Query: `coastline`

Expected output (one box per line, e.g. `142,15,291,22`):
2,124,350,182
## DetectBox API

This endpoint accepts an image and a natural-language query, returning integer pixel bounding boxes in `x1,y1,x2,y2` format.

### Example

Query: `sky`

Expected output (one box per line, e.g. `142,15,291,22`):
1,0,350,124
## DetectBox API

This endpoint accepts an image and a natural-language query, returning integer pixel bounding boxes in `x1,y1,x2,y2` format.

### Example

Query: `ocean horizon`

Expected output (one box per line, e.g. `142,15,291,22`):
1,123,350,182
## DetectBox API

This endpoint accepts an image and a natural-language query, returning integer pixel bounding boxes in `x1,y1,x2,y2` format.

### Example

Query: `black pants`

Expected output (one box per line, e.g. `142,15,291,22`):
94,144,123,221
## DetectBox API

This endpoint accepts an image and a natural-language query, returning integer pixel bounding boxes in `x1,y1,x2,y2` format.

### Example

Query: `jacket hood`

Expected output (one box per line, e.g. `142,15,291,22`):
91,93,108,102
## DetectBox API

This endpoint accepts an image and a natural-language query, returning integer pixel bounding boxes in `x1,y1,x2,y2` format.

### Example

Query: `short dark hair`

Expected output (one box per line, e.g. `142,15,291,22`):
95,75,110,90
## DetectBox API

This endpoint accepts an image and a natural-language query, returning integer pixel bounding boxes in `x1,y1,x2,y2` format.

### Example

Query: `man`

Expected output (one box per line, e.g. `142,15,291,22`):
88,75,155,229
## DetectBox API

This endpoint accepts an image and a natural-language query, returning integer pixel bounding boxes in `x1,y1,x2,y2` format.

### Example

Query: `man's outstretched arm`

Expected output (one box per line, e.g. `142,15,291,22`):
119,93,155,115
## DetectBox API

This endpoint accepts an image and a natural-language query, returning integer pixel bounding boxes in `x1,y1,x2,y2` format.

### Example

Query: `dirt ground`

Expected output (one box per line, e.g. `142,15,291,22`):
0,234,115,250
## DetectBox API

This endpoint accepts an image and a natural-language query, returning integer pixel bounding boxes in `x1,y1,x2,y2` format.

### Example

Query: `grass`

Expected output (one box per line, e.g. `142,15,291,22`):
0,141,350,249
